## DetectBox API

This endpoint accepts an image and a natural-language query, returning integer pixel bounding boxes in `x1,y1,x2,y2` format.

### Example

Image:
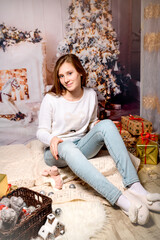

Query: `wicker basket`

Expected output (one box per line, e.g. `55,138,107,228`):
0,187,52,240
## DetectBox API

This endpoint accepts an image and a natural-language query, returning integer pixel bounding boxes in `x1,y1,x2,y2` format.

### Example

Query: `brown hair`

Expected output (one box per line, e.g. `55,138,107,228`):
49,54,87,95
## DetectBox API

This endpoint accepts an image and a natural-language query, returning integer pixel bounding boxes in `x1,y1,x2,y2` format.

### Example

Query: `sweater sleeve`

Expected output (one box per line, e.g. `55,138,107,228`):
36,94,54,146
88,90,98,130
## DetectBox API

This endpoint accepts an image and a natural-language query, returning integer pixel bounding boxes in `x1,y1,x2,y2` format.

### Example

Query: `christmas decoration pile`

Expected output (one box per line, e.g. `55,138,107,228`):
57,0,121,102
0,23,42,52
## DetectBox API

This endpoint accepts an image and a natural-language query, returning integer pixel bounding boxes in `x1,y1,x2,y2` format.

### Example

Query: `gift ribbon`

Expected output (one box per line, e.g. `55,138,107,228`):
127,114,144,134
6,183,12,194
115,122,122,134
0,204,6,210
141,133,158,142
140,133,158,164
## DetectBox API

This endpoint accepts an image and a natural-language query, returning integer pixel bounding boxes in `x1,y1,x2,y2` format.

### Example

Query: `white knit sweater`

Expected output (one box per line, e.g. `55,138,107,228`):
37,87,98,146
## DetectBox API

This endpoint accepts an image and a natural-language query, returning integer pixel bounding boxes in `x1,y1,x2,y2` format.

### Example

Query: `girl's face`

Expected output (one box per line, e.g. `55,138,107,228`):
58,62,82,93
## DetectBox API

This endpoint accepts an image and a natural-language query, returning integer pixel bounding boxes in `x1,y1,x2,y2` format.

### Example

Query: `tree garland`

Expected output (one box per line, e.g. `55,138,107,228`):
0,23,42,52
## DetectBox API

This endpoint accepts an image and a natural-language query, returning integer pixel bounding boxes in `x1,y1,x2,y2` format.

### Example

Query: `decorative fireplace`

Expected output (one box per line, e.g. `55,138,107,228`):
0,41,46,115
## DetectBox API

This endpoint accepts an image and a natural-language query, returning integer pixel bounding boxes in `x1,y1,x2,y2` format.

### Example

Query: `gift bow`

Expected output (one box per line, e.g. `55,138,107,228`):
141,133,158,143
129,115,144,121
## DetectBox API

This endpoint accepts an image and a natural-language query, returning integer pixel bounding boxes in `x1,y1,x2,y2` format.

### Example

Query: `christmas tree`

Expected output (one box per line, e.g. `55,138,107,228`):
57,0,121,103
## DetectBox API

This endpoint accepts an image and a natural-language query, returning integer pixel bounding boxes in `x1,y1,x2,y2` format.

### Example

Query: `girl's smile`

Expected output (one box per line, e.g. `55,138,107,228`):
59,62,82,92
58,62,83,101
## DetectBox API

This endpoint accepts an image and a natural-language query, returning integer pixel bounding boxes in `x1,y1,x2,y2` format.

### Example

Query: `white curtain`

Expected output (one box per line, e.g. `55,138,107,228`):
141,0,160,133
0,0,71,81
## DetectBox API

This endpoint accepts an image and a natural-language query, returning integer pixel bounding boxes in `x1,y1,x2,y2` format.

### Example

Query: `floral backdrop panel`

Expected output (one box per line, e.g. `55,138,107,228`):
0,68,29,101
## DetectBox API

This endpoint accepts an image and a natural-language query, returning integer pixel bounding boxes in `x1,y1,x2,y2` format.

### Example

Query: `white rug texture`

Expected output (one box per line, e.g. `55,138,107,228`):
32,201,107,240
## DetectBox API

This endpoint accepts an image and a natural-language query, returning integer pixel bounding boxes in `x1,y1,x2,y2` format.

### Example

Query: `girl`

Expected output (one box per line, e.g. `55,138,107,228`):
37,54,160,225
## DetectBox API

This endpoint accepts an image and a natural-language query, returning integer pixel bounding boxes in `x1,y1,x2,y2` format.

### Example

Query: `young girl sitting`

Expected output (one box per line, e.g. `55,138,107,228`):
37,54,160,225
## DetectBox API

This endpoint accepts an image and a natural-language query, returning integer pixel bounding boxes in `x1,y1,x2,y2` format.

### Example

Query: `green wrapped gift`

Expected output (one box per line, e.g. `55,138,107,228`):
136,137,159,165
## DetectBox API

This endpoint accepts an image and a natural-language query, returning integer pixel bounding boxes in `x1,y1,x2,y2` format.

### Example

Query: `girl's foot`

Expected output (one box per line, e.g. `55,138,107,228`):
116,191,149,225
128,182,160,212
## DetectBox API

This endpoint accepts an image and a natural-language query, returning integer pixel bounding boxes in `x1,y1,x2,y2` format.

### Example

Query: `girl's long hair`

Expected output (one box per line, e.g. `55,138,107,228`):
48,54,87,96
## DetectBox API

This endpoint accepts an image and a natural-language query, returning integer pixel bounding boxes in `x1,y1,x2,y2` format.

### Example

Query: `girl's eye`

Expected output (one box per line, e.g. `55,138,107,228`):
59,75,63,79
68,72,72,75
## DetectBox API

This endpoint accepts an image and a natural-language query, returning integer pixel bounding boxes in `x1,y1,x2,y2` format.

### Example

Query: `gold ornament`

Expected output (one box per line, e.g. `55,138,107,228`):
144,32,160,52
143,96,160,113
144,3,160,19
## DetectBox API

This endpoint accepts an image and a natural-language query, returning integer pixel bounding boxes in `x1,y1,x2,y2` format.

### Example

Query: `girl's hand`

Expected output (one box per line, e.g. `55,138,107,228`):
94,120,100,126
50,136,63,160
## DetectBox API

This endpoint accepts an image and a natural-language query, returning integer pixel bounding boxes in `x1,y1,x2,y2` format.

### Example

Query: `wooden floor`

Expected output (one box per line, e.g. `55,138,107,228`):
93,203,160,240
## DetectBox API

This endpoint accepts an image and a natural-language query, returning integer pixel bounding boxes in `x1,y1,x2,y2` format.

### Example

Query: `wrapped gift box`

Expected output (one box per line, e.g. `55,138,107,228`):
114,121,137,148
123,137,137,148
0,174,8,197
121,115,152,136
114,121,132,138
118,128,132,140
136,136,159,165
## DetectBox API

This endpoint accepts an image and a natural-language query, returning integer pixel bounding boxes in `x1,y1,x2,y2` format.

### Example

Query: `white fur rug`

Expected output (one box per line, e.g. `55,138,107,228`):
32,201,107,240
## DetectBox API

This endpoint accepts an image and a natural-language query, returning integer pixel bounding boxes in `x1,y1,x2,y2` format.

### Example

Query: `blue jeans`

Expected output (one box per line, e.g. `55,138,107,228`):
44,119,139,205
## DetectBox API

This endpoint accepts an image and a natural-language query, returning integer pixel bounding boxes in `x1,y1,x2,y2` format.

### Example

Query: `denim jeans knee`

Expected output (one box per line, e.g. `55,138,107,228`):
58,141,77,159
44,147,67,168
96,119,116,132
